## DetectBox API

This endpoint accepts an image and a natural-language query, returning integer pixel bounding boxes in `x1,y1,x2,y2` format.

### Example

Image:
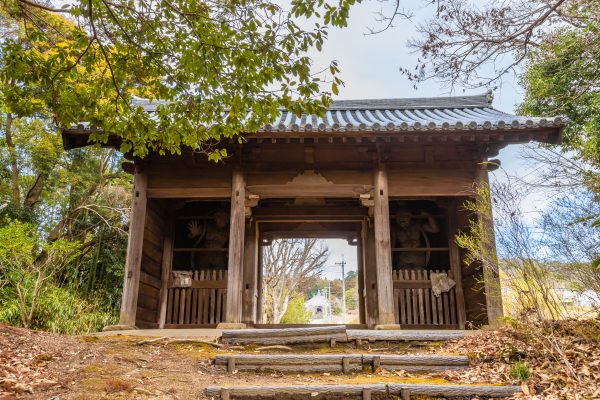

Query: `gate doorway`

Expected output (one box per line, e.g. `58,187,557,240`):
259,238,360,325
253,198,367,327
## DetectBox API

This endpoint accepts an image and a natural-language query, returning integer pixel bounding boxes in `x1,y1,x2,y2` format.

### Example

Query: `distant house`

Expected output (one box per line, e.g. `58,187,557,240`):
305,291,331,321
556,287,599,308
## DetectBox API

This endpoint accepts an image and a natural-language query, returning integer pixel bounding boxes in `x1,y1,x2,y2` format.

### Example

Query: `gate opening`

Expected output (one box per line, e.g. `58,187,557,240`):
259,238,359,325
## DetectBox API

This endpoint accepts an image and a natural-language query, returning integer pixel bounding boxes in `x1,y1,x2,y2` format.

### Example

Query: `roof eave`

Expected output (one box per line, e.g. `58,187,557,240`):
60,125,563,151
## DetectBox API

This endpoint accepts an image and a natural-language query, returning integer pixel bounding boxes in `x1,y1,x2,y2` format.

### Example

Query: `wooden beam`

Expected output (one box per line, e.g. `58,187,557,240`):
225,168,246,323
146,187,230,198
245,184,373,198
119,166,148,327
362,220,378,328
158,207,175,328
447,199,466,329
242,220,259,324
387,168,475,197
256,236,264,324
356,233,366,325
373,163,395,325
475,162,504,325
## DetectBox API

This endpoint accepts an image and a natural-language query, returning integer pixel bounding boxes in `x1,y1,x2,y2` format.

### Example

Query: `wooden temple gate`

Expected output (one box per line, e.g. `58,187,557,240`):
60,93,563,330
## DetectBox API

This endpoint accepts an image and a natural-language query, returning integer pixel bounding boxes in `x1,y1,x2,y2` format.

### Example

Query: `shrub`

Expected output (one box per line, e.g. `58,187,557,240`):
280,294,311,324
0,220,80,328
0,282,116,334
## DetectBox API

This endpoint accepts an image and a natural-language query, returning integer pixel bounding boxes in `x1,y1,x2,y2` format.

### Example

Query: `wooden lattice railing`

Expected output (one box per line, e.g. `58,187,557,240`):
165,269,228,327
393,269,458,329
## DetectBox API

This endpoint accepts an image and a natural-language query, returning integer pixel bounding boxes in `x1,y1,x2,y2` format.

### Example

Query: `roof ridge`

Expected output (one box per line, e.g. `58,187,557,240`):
130,93,494,111
327,92,492,110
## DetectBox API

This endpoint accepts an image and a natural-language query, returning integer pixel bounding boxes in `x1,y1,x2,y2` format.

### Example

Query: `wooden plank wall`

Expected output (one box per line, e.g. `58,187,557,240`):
164,270,228,327
136,198,166,328
392,269,458,328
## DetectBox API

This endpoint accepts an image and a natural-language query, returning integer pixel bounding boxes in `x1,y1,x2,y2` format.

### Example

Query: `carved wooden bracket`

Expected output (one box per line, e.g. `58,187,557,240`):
360,193,374,217
245,194,260,219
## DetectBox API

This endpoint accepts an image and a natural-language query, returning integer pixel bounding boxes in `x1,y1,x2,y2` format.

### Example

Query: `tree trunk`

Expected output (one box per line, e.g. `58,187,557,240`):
23,173,48,208
4,113,20,205
274,292,291,324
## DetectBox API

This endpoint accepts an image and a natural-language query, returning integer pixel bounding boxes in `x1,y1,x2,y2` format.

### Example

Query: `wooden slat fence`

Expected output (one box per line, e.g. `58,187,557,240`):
165,269,227,327
393,269,458,328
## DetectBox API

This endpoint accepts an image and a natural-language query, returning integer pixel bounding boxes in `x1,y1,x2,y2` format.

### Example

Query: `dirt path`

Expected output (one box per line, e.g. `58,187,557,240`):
3,320,599,399
1,325,455,399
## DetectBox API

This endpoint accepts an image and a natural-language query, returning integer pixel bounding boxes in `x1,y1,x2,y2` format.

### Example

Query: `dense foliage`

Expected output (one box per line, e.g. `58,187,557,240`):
519,22,600,190
0,0,358,158
0,109,130,333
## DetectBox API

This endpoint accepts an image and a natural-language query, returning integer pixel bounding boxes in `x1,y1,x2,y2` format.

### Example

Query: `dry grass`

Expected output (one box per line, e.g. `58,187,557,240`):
434,318,600,399
2,320,599,399
104,378,134,394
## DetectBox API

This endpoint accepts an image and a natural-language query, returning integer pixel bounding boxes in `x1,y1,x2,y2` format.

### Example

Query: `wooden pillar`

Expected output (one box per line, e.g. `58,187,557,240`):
373,163,396,326
447,199,466,330
118,166,147,327
362,220,378,328
158,207,176,328
242,220,259,325
225,168,246,324
356,231,365,325
256,235,264,324
475,162,504,325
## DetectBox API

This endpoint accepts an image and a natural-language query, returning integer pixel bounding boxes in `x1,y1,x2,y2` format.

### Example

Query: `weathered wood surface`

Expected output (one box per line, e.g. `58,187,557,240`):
214,354,469,366
393,269,459,328
387,167,476,197
119,167,147,327
346,329,466,341
475,163,504,325
213,354,469,373
225,168,246,323
356,234,366,325
447,199,467,329
218,364,465,373
158,207,175,328
362,222,378,328
222,334,348,346
242,221,259,324
221,325,348,345
373,163,395,325
222,325,346,338
165,270,227,326
205,383,521,398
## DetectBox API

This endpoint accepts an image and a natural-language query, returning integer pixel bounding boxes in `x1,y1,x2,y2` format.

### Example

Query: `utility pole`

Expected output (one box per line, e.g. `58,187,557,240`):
335,255,347,323
327,281,331,321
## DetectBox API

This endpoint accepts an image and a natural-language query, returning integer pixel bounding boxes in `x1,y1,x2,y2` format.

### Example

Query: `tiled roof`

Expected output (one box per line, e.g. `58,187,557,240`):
129,93,565,133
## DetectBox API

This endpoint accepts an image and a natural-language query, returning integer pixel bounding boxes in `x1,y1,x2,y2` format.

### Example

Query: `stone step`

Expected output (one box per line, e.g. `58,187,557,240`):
214,354,470,374
205,383,521,399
